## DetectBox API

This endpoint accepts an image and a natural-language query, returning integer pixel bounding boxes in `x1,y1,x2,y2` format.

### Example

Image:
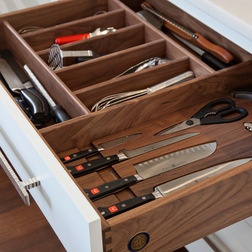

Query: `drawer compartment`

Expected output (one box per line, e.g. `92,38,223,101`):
1,0,252,251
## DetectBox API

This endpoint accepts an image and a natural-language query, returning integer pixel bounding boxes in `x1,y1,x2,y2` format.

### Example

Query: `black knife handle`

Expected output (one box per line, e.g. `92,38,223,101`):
61,147,99,164
201,52,233,71
51,104,71,123
98,193,155,219
20,87,51,122
84,175,139,201
67,154,120,177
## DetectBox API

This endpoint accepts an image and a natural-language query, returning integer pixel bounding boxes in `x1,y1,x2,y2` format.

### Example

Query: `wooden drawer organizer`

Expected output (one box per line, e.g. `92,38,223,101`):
1,0,252,251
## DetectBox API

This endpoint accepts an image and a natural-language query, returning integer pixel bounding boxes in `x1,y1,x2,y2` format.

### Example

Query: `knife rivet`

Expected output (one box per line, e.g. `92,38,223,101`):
106,157,111,160
121,204,126,208
142,196,147,200
105,186,110,189
88,149,93,152
87,163,92,167
124,178,129,182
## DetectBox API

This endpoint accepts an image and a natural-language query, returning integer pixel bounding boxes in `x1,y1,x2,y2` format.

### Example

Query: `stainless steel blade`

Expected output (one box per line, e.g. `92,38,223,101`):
135,141,217,179
156,118,200,135
0,58,32,92
98,133,142,150
121,132,199,158
155,157,252,197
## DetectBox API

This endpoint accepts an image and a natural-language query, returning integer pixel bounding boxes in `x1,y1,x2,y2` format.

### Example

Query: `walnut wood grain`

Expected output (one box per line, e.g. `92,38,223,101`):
1,0,252,251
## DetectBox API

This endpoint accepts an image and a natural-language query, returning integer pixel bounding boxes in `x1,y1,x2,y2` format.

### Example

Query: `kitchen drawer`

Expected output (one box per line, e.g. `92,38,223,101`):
1,0,252,251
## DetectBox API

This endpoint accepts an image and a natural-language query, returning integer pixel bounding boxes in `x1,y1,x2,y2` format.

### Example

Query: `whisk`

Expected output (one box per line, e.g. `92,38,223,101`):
91,71,194,111
48,44,98,70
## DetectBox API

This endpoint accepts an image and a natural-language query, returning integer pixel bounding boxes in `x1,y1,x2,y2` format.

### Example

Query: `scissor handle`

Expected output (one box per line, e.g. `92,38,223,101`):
200,106,248,124
192,98,235,119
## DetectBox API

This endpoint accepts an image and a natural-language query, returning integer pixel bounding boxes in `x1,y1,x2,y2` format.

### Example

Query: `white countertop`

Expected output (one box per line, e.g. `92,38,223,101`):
169,0,252,53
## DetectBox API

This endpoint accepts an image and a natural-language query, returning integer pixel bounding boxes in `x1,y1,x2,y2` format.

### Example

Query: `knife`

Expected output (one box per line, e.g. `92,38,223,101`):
0,51,50,123
61,133,142,164
141,2,234,64
98,157,251,219
171,33,234,70
67,132,199,177
84,141,217,200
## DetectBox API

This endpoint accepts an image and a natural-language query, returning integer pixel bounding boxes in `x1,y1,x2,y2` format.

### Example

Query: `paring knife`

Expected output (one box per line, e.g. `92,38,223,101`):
0,51,50,123
67,132,199,177
141,2,234,64
85,141,217,200
61,133,142,164
99,157,252,219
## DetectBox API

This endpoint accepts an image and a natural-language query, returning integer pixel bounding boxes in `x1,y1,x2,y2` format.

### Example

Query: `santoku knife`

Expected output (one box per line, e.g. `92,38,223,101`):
61,133,142,164
84,141,217,200
67,132,199,177
99,157,251,218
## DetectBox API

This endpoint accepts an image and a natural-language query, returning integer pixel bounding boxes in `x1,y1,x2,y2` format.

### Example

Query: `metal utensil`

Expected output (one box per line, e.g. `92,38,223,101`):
91,71,194,111
60,133,142,164
85,141,217,200
0,58,50,123
24,65,70,123
141,2,234,64
67,132,199,177
156,98,248,135
48,44,98,70
113,57,170,78
98,157,251,218
55,27,117,44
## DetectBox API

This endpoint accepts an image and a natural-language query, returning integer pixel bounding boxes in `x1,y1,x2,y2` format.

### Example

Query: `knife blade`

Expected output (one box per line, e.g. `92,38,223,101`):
141,2,234,64
99,157,251,218
84,141,217,200
61,133,142,164
67,132,199,177
0,52,50,123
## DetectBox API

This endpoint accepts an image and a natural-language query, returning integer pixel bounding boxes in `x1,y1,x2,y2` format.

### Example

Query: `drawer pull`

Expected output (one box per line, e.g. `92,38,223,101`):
0,150,40,206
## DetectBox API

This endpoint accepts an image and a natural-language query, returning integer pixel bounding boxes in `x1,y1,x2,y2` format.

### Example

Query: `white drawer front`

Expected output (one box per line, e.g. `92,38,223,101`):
0,85,103,252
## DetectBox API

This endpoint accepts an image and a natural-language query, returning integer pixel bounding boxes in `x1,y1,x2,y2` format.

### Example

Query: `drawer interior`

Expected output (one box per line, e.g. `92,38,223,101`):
1,0,252,251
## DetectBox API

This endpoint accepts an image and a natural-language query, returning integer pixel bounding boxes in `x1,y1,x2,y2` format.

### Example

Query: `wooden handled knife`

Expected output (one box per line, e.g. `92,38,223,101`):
141,2,234,64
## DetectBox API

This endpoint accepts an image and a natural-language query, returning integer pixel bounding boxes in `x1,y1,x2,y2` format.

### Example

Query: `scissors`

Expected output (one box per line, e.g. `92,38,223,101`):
156,98,248,135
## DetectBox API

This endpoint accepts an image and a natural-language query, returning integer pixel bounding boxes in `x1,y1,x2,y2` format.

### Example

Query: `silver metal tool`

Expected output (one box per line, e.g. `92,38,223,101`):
98,157,251,218
48,44,98,70
91,71,194,111
0,57,50,122
85,141,217,200
24,65,70,123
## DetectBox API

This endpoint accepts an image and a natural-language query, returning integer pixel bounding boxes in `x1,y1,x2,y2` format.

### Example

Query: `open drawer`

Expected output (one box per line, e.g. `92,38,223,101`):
1,0,252,251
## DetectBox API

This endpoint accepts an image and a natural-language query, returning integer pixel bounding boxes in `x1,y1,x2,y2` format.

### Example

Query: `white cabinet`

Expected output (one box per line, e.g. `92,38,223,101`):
0,85,103,252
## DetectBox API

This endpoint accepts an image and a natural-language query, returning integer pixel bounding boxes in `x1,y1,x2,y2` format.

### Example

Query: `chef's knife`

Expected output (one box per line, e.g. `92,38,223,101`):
67,132,199,177
85,141,217,200
0,52,50,123
141,2,234,64
99,157,251,218
61,133,142,164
